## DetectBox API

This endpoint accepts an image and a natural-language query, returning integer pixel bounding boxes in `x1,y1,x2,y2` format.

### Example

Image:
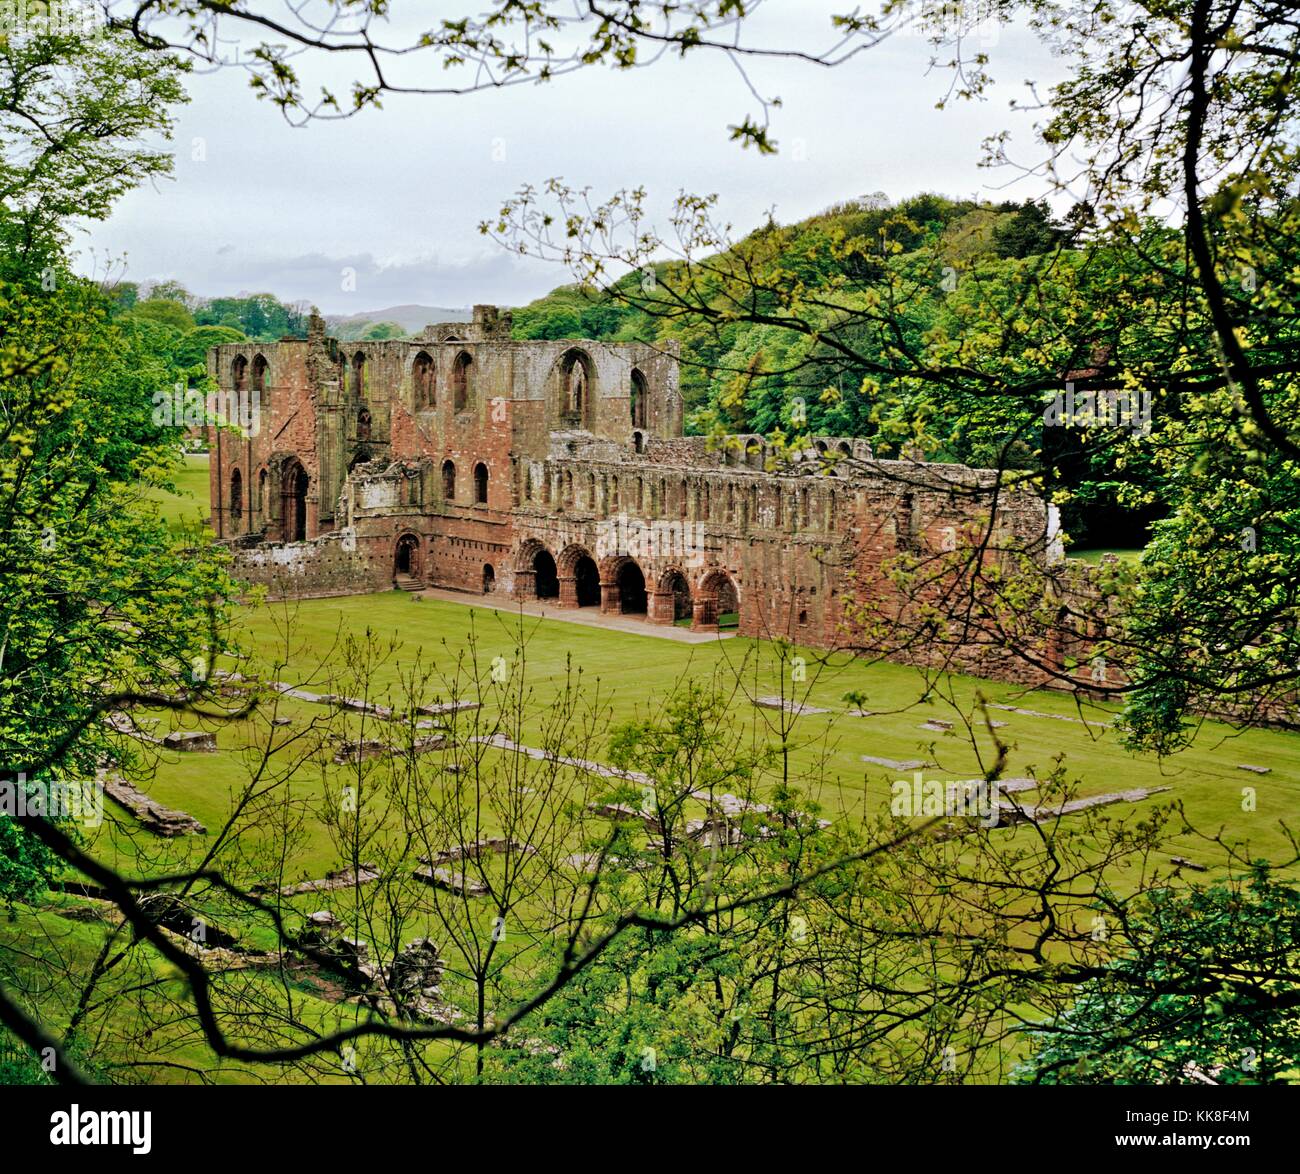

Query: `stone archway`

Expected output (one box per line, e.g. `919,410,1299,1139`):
651,567,693,625
394,533,421,579
694,568,739,631
281,459,309,542
515,541,559,601
615,559,647,616
557,544,601,608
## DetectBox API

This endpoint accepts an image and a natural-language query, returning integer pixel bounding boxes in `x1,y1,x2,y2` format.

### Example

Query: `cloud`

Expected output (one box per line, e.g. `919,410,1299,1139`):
115,247,563,314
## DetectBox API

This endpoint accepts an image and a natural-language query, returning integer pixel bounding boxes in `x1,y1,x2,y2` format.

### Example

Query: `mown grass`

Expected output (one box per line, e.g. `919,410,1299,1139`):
7,544,1298,1084
141,453,210,531
90,588,1298,885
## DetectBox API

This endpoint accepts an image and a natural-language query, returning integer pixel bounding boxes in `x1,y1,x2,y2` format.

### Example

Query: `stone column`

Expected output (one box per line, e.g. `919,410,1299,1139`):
558,575,578,607
600,580,620,614
649,590,675,625
692,596,719,632
514,568,536,600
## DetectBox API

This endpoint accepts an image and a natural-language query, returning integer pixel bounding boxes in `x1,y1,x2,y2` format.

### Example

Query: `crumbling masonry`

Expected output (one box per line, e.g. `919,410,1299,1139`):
208,306,1085,686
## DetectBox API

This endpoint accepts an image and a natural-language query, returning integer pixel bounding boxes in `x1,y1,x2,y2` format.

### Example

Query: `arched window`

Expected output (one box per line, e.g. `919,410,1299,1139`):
558,349,594,427
474,461,489,505
452,352,473,412
283,461,309,542
442,460,456,501
257,468,267,514
230,468,243,525
351,352,366,398
357,406,371,441
680,479,689,519
587,472,596,509
413,351,435,408
252,354,269,393
630,368,648,429
231,356,248,428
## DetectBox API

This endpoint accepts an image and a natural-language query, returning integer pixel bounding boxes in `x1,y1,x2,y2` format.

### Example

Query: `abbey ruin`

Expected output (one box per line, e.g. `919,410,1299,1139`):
206,306,1078,685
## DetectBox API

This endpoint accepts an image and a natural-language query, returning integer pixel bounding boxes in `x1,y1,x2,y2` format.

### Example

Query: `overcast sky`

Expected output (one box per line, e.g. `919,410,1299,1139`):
78,4,1067,317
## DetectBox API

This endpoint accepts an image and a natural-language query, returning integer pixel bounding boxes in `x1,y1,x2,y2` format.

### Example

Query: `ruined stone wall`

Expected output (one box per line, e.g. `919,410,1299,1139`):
225,531,389,598
211,311,1104,693
206,338,325,542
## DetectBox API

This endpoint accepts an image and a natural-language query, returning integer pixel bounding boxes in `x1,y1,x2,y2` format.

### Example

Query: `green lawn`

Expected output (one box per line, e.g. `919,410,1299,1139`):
1067,547,1144,565
142,453,210,530
97,588,1297,882
9,587,1298,1083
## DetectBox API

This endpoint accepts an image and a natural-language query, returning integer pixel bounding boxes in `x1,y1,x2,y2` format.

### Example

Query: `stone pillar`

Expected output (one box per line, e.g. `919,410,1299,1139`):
649,590,675,625
515,569,536,600
692,596,719,632
558,575,578,608
600,580,620,614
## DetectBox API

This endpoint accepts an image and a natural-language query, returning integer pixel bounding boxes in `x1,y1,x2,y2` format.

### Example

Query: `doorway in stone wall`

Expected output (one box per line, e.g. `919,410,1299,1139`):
282,460,309,542
573,555,600,607
616,560,647,616
394,534,421,579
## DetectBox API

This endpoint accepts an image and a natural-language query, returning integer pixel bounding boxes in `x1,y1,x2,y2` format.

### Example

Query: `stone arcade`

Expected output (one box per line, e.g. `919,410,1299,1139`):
206,305,1070,683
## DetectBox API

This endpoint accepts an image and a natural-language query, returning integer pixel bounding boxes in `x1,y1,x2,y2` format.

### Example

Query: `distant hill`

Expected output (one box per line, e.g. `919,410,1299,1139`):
326,304,474,340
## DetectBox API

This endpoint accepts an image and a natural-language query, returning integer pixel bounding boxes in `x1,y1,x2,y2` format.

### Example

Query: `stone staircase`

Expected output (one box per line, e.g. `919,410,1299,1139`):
394,574,426,592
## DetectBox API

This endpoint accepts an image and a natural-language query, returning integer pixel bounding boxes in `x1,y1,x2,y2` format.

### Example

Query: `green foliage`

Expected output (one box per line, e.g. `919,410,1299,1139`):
991,199,1067,259
172,324,247,376
359,320,406,339
0,28,235,902
194,292,307,341
0,29,186,264
127,296,195,332
1015,874,1300,1084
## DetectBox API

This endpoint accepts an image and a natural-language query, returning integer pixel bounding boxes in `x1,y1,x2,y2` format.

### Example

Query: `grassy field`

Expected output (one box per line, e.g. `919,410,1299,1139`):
142,453,210,530
1067,547,1144,565
105,588,1297,880
5,469,1296,1083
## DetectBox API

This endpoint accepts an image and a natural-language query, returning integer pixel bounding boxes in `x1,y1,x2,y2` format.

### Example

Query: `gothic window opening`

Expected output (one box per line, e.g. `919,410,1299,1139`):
630,368,648,429
413,351,435,408
230,468,242,526
452,352,473,412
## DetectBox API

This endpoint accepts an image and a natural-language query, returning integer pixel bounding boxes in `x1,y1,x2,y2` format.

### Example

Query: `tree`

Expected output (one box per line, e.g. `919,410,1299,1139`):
992,200,1066,260
172,323,246,375
359,321,406,340
127,296,195,332
1015,872,1300,1084
0,28,185,264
